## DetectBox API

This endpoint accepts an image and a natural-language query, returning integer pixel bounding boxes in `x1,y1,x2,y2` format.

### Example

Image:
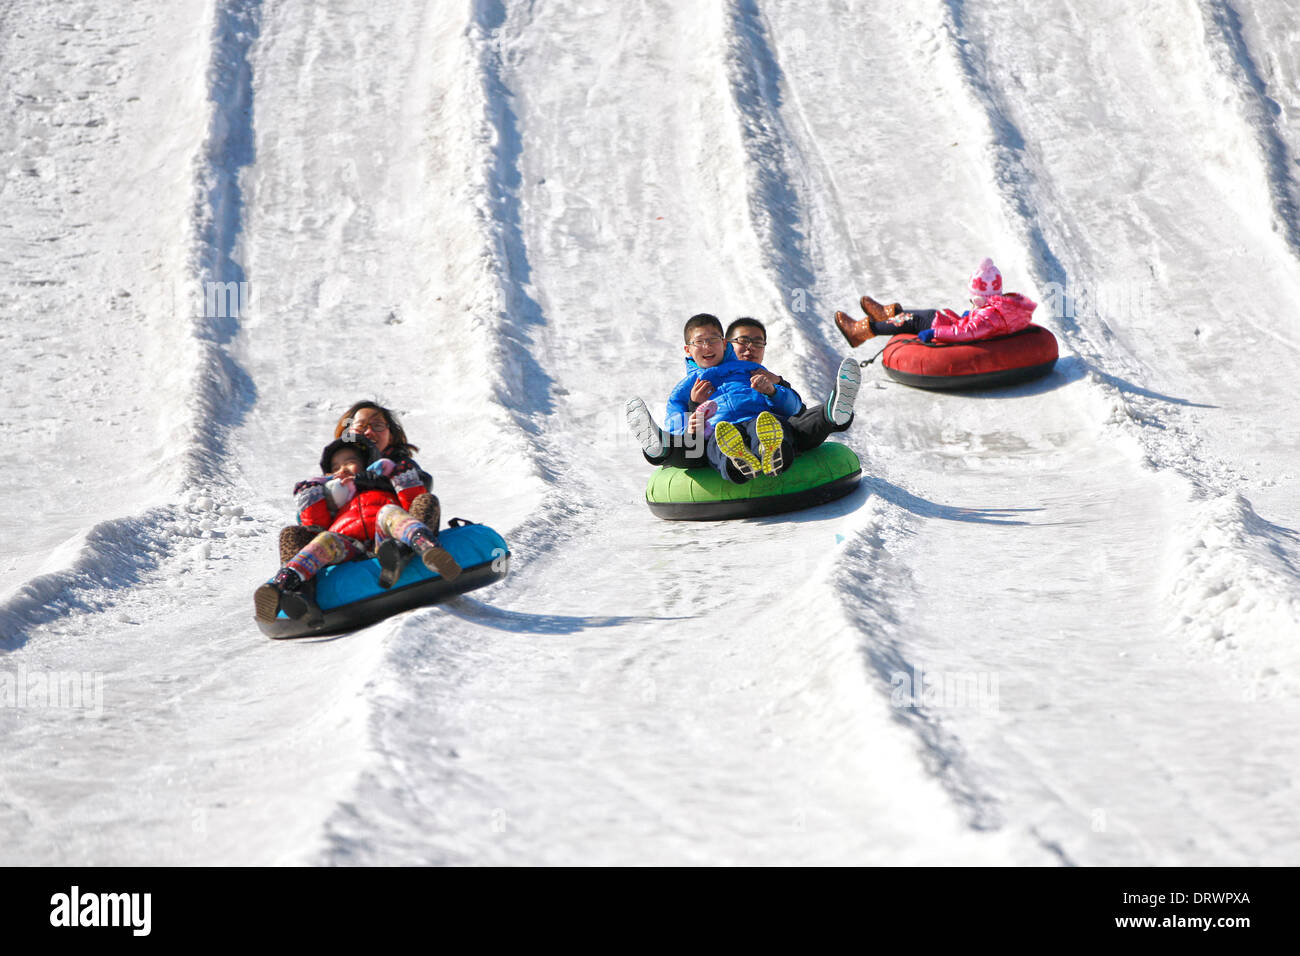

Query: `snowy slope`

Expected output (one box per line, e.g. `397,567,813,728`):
1,0,1298,865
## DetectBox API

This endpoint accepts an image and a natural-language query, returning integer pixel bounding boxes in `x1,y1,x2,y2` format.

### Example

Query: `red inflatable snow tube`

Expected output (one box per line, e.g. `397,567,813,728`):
881,324,1059,390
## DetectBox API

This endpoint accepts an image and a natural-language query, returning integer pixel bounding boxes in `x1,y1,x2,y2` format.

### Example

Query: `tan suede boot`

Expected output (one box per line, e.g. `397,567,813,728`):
860,295,903,323
835,310,875,348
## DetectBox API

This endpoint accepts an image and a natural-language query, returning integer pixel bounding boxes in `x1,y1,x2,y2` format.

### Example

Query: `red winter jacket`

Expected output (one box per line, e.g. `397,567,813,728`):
323,488,401,542
294,458,428,544
931,293,1037,343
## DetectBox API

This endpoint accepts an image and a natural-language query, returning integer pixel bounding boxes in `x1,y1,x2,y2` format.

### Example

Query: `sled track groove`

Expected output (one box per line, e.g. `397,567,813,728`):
723,0,863,403
1195,0,1300,260
937,1,1071,326
725,0,1041,843
186,0,260,482
468,0,555,439
935,0,1232,492
833,514,1015,840
0,510,179,648
1,0,263,648
723,0,817,312
466,0,603,563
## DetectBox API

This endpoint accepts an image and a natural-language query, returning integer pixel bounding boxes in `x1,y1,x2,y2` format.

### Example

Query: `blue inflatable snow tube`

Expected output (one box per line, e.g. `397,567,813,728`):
257,521,510,640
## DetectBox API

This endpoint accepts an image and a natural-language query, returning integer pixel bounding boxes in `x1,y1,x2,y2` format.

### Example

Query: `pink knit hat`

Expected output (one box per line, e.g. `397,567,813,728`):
968,258,1002,298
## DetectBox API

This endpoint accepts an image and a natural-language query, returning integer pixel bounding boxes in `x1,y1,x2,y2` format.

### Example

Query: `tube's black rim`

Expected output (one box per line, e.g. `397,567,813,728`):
883,358,1057,391
257,556,510,640
647,470,861,521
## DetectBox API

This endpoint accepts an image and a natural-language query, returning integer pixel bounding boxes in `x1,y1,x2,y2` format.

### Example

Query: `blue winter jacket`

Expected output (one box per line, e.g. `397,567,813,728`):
664,346,803,434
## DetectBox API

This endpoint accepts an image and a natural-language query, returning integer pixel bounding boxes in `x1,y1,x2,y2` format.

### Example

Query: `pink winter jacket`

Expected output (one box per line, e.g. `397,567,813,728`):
930,293,1037,343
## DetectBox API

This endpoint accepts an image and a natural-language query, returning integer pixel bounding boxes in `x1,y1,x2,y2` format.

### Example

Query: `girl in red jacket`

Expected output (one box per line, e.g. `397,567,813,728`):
254,436,460,623
835,258,1037,347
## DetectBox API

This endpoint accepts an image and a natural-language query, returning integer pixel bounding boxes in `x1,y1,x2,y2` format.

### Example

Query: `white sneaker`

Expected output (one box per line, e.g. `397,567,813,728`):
626,397,664,458
826,357,862,426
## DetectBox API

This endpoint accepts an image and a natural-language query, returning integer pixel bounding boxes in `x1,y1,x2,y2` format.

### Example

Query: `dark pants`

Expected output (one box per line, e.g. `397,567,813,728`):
644,405,851,472
871,308,937,335
644,429,709,469
785,402,852,452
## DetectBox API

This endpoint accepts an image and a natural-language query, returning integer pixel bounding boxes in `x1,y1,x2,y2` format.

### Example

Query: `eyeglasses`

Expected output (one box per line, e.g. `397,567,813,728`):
688,335,724,348
729,336,766,347
351,418,389,433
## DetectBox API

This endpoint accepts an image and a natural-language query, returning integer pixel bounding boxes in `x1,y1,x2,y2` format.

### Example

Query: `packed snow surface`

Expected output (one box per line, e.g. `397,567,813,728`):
2,0,1298,865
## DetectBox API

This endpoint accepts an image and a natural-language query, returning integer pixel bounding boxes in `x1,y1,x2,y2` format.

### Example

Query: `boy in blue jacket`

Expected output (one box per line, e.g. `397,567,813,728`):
722,316,857,454
627,314,859,482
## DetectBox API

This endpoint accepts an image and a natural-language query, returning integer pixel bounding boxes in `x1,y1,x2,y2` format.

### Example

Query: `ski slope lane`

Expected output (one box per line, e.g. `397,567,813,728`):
0,0,455,864
0,0,213,619
955,0,1300,509
951,0,1300,855
313,0,1025,865
760,0,1300,862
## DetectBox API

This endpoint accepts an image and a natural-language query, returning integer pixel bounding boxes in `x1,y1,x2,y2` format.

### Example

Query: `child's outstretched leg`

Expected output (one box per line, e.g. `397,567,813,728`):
834,310,875,347
255,531,366,622
255,568,301,622
782,357,863,453
871,309,938,336
712,416,794,481
861,295,903,323
377,504,462,582
835,300,939,346
278,525,322,565
626,396,710,468
380,494,443,584
375,537,415,588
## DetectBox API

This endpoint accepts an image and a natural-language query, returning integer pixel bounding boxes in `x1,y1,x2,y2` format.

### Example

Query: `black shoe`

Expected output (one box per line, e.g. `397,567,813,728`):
254,567,305,621
278,585,323,624
377,538,416,588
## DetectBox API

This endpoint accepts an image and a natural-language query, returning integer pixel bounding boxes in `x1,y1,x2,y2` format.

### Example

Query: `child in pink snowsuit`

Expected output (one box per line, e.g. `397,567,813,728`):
921,258,1037,343
835,258,1037,347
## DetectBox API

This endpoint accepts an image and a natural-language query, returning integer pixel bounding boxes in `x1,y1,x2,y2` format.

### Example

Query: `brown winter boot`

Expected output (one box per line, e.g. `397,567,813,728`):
420,544,462,582
408,493,440,531
278,525,324,565
835,310,875,348
860,295,903,323
409,527,462,582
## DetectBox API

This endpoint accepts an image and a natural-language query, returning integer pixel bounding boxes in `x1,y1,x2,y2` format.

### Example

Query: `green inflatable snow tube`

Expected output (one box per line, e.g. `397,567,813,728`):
645,442,862,520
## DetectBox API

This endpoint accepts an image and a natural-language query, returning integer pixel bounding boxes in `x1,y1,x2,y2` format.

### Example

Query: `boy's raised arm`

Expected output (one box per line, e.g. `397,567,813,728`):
769,379,803,417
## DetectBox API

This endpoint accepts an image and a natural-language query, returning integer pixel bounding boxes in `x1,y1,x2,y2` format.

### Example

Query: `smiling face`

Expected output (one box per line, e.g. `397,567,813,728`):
349,407,392,453
683,316,726,368
329,447,365,476
727,323,767,363
685,330,725,368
